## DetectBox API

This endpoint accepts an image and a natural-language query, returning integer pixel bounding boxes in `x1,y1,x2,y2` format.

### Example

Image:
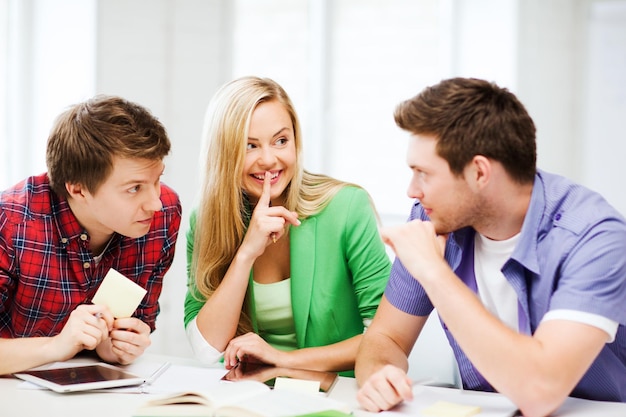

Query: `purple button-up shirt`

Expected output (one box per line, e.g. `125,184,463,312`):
385,169,626,402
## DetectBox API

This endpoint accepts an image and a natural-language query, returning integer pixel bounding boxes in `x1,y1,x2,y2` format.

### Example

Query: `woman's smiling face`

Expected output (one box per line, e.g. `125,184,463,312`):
242,99,296,206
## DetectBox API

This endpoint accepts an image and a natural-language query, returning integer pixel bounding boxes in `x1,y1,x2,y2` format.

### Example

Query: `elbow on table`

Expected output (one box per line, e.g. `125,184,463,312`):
513,383,569,417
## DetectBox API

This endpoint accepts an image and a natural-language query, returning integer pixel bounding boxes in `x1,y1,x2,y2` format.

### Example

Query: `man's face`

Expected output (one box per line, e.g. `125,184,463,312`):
405,133,477,234
79,156,165,239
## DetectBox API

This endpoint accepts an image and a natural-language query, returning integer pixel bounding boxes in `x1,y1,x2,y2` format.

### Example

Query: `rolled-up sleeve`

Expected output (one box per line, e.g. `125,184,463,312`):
185,317,224,365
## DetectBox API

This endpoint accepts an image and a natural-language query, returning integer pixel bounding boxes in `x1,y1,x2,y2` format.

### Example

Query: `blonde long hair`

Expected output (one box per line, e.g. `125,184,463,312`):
192,76,360,335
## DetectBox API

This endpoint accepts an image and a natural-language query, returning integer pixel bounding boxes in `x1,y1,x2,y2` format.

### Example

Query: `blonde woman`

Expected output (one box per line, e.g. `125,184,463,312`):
184,76,391,376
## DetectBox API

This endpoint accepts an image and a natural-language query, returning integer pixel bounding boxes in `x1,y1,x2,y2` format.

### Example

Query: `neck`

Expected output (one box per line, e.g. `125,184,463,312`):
475,181,533,241
66,196,114,254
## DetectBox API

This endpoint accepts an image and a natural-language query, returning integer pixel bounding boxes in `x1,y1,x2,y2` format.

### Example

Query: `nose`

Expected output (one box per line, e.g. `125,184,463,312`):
258,146,277,168
407,176,424,200
145,184,163,212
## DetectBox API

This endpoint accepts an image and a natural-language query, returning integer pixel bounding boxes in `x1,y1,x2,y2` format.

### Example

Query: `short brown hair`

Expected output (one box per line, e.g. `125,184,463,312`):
46,95,171,197
394,77,537,184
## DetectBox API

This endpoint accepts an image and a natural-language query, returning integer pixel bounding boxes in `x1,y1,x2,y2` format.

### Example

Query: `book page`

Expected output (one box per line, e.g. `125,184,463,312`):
217,388,351,417
134,381,271,417
135,381,350,417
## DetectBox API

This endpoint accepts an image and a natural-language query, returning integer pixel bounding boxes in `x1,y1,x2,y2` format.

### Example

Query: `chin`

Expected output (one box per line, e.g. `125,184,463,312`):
123,226,151,239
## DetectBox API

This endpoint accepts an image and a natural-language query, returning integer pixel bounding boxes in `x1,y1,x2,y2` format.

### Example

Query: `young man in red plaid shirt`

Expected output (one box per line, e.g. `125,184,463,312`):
0,95,182,375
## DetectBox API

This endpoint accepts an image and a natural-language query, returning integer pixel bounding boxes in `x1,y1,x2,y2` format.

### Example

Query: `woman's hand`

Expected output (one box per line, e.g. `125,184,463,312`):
240,172,300,260
223,332,285,369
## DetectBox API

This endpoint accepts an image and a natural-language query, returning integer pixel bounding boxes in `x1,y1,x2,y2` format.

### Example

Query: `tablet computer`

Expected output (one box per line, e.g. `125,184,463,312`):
14,363,145,393
221,361,338,394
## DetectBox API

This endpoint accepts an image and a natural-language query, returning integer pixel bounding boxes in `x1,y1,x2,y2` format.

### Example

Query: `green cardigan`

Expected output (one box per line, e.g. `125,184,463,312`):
184,186,391,371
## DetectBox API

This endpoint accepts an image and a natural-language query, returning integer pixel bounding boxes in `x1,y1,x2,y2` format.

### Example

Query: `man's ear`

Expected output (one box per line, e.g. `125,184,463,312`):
65,182,87,200
469,155,492,189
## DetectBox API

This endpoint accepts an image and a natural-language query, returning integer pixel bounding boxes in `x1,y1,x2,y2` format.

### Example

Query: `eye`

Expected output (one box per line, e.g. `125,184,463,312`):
275,137,288,146
414,169,426,180
128,185,140,194
246,143,256,150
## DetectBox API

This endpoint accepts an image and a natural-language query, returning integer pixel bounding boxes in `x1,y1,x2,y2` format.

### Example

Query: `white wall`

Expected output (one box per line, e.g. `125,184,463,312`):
94,0,232,358
2,0,626,386
582,1,626,214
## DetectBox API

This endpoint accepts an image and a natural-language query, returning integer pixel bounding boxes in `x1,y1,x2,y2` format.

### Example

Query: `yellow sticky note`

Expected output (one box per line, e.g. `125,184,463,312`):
92,268,147,318
273,377,321,395
421,401,481,417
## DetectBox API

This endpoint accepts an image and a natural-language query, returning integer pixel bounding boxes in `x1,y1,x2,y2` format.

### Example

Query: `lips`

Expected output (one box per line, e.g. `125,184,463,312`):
251,171,280,181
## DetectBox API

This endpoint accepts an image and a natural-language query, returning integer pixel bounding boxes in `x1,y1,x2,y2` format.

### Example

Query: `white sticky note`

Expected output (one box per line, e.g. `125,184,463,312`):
92,268,147,318
273,377,320,396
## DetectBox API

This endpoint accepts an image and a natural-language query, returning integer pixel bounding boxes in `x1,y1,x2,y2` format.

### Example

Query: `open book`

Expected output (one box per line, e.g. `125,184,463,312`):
133,380,351,417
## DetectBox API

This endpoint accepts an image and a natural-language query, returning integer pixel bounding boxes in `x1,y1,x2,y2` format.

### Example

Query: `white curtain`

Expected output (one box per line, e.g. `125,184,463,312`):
1,0,96,190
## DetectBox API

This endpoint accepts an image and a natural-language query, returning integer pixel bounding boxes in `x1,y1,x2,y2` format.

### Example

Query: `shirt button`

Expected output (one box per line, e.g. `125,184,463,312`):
80,234,88,241
61,237,68,244
555,213,562,221
83,262,91,269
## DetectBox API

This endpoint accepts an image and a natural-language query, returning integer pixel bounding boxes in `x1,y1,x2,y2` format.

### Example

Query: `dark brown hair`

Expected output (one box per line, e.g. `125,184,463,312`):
394,77,537,184
46,95,171,197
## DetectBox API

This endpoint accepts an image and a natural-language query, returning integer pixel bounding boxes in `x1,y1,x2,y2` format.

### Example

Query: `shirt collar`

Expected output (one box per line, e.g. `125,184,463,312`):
510,171,545,275
50,191,89,243
447,171,545,275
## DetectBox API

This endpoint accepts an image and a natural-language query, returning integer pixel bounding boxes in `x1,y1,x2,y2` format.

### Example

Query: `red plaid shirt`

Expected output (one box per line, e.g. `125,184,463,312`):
0,173,181,337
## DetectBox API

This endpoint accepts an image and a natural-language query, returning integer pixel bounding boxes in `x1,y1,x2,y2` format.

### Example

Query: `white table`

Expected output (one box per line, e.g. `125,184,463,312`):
0,353,361,417
1,353,625,417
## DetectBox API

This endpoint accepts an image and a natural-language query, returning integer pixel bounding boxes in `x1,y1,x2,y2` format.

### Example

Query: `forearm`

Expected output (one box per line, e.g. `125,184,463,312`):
0,337,63,375
278,334,363,373
422,267,604,417
355,328,409,386
195,250,255,351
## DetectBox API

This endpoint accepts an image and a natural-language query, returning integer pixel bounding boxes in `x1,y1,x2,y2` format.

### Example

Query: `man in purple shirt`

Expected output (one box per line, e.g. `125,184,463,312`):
355,78,626,417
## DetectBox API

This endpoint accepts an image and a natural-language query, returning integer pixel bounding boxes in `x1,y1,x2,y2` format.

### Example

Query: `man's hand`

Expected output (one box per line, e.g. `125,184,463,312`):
380,220,448,284
356,364,414,412
50,304,114,361
104,317,152,365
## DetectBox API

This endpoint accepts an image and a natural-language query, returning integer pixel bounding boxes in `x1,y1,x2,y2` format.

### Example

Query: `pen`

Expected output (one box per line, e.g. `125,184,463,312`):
145,361,171,386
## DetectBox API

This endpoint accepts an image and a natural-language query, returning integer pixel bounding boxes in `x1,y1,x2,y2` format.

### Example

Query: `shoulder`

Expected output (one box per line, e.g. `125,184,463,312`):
159,182,181,209
535,170,626,234
186,207,198,237
304,186,379,234
326,185,370,210
158,182,182,222
144,183,182,239
0,173,54,224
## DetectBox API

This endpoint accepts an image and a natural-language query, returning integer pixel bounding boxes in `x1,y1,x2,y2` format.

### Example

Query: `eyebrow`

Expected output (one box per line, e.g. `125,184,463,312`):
119,167,165,187
120,178,148,186
248,127,291,141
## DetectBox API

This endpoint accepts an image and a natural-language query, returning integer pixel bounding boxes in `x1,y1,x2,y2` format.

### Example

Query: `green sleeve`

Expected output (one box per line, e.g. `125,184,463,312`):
183,209,206,328
343,188,392,320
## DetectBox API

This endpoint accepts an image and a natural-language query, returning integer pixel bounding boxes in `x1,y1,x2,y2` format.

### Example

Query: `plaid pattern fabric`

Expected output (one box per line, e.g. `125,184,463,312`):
0,173,181,337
